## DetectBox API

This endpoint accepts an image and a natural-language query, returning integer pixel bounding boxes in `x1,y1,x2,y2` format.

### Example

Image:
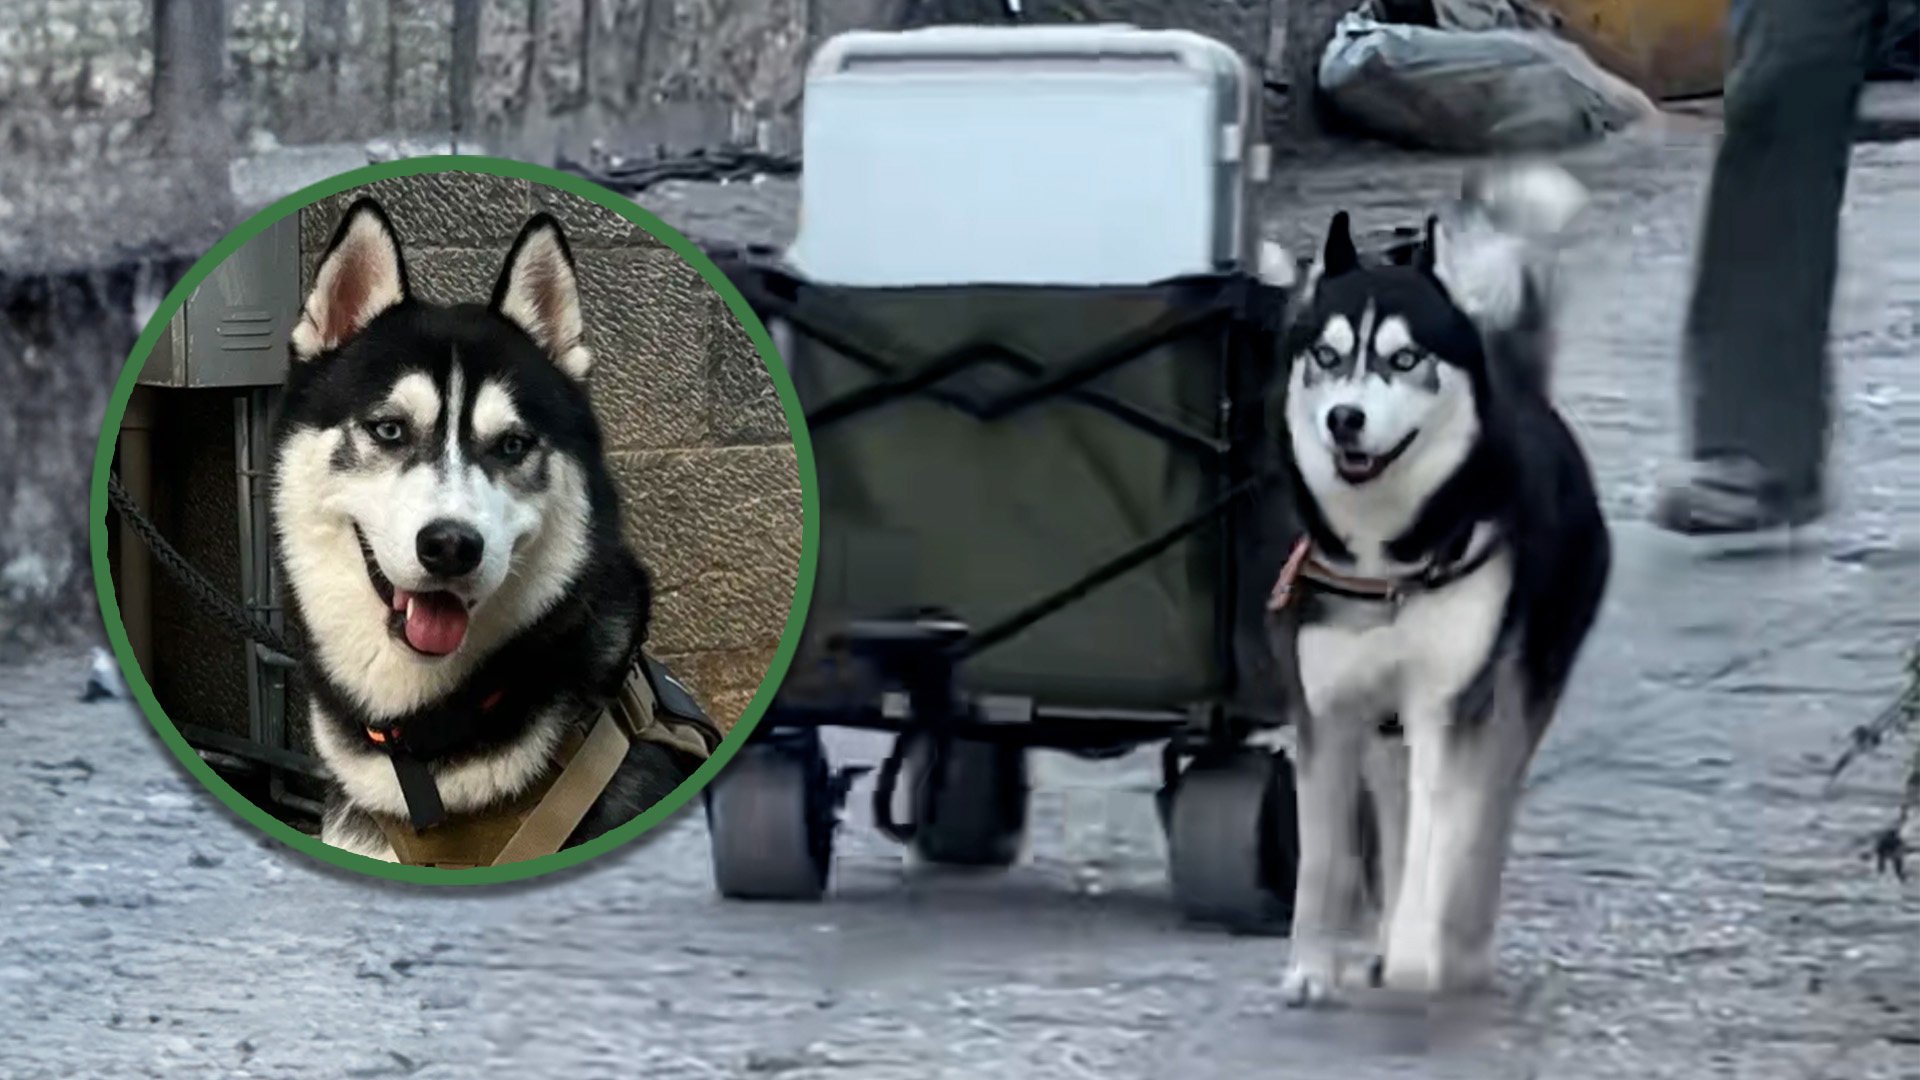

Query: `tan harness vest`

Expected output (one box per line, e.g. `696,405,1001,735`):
373,663,717,869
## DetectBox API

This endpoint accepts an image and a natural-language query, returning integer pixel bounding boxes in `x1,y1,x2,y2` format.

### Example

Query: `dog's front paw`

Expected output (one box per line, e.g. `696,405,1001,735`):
1280,962,1342,1008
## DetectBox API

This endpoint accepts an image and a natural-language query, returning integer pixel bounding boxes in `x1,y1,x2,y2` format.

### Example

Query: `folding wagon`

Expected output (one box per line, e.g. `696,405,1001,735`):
703,24,1311,929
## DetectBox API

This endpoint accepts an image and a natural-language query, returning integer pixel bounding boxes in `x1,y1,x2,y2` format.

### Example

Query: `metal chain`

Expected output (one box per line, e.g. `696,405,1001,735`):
106,471,303,660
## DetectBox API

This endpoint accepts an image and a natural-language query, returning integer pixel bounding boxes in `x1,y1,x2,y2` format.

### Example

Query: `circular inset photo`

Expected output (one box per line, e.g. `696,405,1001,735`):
89,159,815,883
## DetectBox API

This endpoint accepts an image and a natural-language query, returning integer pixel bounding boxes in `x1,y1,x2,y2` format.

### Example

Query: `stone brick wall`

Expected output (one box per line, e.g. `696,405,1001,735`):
294,172,803,727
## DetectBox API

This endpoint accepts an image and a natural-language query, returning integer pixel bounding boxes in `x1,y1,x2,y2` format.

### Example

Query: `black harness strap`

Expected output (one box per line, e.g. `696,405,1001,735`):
390,753,448,831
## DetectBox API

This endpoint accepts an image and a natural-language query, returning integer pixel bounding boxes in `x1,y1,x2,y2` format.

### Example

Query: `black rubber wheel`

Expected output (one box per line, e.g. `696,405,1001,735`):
707,740,833,901
908,736,1029,868
1166,750,1299,933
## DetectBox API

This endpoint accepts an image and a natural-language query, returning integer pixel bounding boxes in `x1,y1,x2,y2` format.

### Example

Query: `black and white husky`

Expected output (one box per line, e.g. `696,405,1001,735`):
271,197,697,860
1269,165,1610,1003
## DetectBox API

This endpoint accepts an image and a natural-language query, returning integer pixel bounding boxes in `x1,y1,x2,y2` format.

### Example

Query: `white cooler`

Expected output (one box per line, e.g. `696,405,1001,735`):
786,25,1268,288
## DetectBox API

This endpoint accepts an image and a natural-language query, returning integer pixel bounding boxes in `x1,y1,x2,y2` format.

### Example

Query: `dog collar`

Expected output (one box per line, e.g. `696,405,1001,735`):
1268,528,1502,612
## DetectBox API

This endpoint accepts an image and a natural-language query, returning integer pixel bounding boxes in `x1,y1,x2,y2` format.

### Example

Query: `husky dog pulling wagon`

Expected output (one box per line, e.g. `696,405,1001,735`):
704,25,1310,928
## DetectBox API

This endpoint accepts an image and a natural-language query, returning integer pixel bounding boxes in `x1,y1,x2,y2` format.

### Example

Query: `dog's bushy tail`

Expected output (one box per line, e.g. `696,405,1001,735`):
1434,161,1587,397
1461,161,1589,243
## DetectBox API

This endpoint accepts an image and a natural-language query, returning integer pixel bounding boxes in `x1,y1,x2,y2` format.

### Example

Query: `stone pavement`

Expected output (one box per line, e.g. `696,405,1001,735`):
2,124,1917,1078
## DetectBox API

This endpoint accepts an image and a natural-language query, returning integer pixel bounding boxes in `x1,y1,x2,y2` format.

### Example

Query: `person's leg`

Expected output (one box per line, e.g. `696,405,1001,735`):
1656,0,1886,534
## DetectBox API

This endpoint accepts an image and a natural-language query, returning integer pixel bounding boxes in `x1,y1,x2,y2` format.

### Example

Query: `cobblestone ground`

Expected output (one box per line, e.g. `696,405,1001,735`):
3,123,1917,1079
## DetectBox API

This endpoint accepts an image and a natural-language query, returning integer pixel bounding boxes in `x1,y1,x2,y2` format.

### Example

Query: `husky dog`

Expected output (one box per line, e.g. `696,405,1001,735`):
272,197,698,860
1269,165,1609,1003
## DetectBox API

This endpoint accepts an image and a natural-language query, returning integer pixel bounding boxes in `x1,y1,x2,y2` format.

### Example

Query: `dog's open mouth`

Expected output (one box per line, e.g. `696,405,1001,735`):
1335,429,1420,485
354,526,472,658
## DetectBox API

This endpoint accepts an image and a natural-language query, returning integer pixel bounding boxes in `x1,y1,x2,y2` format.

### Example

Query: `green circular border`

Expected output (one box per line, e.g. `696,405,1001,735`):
87,155,818,886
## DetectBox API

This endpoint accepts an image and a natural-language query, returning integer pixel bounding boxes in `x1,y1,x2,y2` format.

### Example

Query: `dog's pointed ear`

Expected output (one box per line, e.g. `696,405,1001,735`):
1322,211,1360,279
292,198,409,362
491,214,591,381
1415,214,1441,276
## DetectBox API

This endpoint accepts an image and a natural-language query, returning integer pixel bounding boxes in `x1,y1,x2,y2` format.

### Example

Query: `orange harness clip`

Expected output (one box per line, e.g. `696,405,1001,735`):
365,688,506,748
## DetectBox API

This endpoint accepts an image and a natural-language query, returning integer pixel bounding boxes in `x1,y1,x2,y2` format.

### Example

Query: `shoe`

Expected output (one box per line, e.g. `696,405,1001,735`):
1651,455,1825,536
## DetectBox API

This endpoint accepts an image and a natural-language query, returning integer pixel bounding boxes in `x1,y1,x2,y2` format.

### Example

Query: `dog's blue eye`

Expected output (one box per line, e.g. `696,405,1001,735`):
496,433,534,462
1389,349,1424,372
1312,346,1344,370
367,419,407,445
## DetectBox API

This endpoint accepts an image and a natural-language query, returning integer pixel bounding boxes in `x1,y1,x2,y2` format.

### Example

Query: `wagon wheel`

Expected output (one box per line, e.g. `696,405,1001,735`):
1166,750,1298,933
908,735,1029,869
707,737,834,901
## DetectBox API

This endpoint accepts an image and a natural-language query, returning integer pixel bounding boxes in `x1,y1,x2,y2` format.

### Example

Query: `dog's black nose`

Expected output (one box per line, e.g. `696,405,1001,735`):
416,520,484,578
1326,405,1367,445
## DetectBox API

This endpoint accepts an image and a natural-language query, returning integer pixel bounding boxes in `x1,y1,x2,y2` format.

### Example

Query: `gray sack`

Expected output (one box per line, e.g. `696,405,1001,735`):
1319,0,1657,152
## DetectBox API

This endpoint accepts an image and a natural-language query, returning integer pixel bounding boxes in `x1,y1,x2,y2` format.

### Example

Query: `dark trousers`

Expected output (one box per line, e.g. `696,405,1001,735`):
1683,0,1887,498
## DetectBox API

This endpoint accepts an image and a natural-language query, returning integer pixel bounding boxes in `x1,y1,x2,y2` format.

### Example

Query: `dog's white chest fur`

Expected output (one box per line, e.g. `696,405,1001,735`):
1293,546,1511,725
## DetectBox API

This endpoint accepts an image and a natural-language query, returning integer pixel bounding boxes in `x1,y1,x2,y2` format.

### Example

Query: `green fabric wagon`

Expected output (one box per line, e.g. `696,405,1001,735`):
703,24,1304,930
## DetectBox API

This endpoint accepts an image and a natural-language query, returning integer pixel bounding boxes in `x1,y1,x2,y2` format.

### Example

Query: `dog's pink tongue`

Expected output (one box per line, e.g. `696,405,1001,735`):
397,590,469,655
